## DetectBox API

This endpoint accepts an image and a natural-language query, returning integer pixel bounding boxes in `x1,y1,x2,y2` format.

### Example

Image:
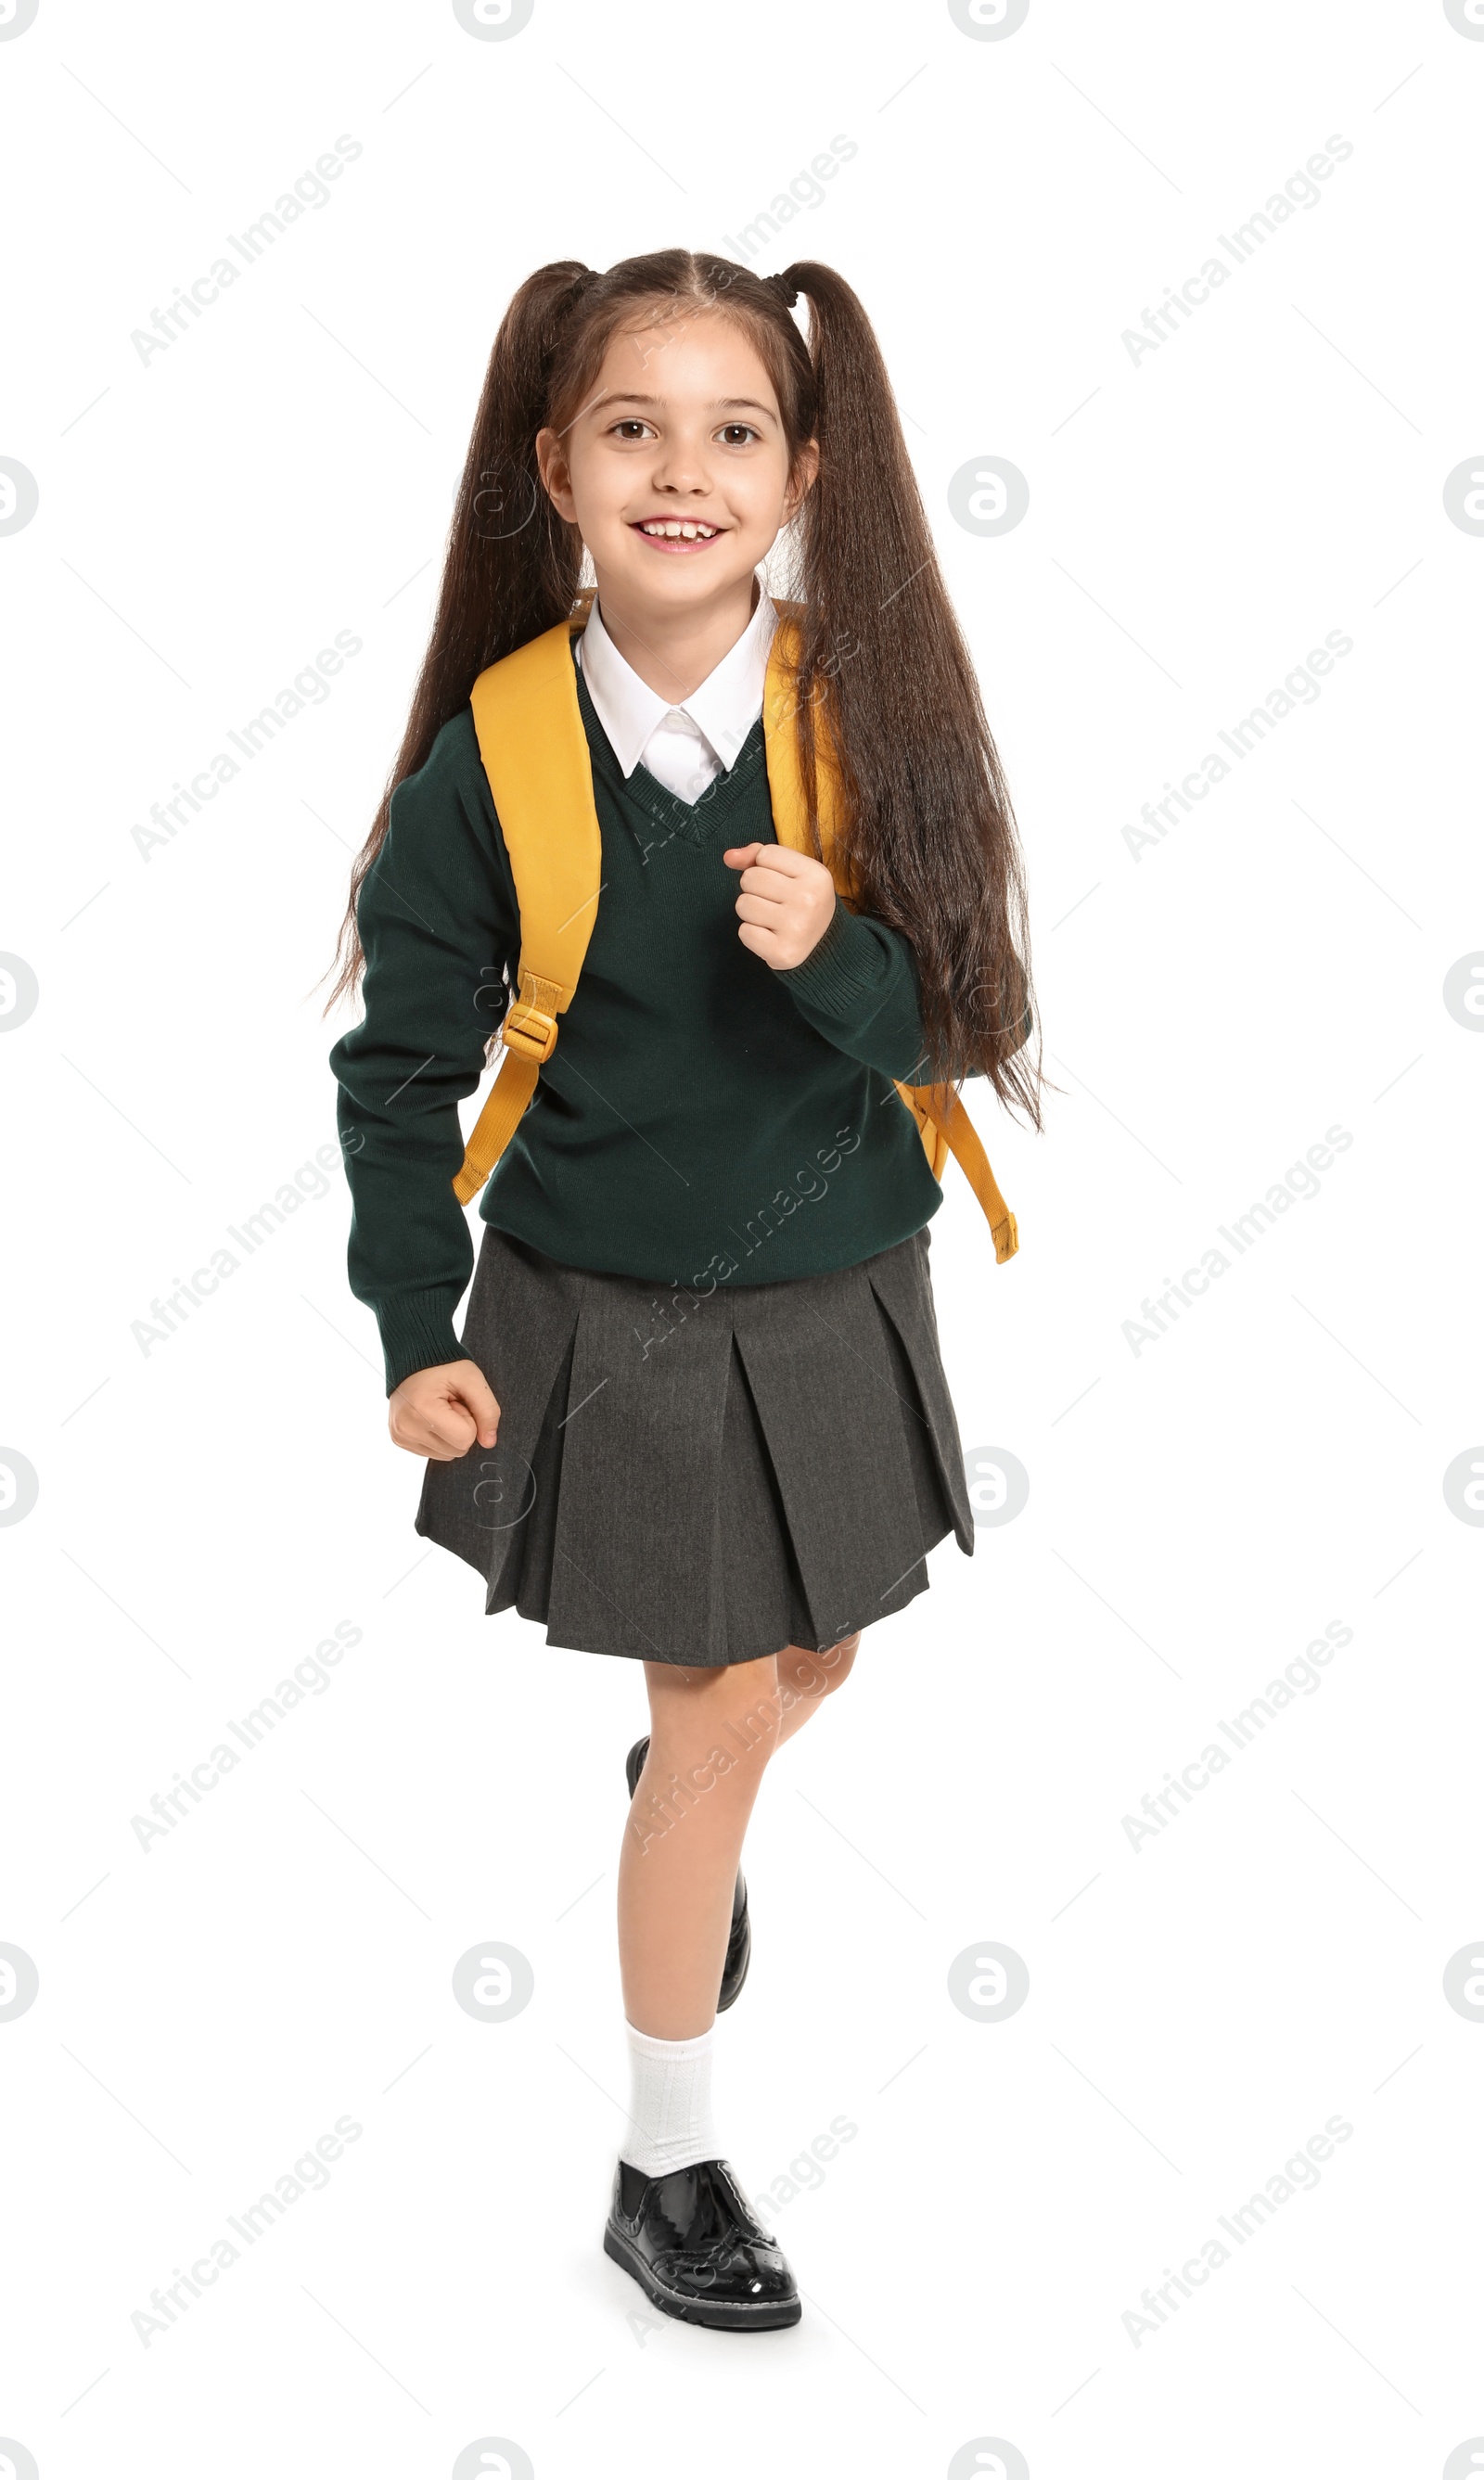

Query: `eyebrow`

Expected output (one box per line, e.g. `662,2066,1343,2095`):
586,392,776,418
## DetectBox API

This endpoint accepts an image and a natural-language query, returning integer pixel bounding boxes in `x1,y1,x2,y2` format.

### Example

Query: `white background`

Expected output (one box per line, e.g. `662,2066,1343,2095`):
2,1,1482,2474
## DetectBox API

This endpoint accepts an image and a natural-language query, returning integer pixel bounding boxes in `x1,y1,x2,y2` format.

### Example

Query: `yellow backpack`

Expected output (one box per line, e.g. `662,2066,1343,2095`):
453,590,1018,1264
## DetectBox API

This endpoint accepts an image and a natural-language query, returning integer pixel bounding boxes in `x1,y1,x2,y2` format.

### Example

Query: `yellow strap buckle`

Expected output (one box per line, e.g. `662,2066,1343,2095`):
501,999,558,1063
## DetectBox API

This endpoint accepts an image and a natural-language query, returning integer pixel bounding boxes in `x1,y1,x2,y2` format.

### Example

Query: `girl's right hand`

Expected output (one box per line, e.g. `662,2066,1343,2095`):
388,1360,501,1461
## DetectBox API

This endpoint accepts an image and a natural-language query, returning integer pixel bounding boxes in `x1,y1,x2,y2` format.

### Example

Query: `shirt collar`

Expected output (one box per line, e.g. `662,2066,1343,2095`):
576,580,778,778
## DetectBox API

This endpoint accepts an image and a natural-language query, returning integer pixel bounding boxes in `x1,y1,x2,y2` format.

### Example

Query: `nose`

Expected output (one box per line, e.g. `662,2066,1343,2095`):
645,430,715,499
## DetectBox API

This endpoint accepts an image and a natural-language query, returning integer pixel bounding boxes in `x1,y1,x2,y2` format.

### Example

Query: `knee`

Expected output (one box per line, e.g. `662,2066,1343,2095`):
647,1655,783,1772
779,1630,860,1710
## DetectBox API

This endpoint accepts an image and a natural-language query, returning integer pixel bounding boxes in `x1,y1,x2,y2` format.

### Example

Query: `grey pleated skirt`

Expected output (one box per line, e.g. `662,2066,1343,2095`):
416,1222,974,1668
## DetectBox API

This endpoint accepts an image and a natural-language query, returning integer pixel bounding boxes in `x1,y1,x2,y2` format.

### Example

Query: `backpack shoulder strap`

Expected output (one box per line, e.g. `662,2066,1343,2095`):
763,606,1018,1264
453,594,601,1204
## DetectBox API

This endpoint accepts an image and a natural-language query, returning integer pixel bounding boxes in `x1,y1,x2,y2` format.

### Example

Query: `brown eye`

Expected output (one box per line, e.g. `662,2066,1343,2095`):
719,424,757,446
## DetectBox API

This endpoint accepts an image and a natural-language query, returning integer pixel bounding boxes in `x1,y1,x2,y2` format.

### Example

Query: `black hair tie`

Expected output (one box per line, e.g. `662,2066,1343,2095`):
768,271,800,309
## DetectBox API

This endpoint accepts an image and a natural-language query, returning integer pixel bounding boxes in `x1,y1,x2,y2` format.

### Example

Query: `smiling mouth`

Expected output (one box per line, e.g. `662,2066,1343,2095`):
631,518,723,546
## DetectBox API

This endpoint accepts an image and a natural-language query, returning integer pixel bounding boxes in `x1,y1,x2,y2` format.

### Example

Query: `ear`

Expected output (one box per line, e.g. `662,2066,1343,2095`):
782,436,821,525
534,425,577,523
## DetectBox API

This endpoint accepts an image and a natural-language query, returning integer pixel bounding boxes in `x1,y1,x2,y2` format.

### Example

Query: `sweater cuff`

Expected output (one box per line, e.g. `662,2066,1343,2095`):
377,1285,467,1397
774,897,887,1020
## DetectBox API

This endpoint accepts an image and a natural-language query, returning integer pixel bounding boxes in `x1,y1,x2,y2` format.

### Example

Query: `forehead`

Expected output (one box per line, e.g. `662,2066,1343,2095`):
590,308,780,411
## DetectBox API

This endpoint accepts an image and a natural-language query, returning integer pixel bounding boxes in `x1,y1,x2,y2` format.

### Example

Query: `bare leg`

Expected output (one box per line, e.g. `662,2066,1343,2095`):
618,1632,862,2039
620,1651,782,2039
773,1630,859,1752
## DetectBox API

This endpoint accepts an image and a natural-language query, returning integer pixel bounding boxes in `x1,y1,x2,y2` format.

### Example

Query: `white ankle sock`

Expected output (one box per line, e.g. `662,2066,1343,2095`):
621,2022,720,2178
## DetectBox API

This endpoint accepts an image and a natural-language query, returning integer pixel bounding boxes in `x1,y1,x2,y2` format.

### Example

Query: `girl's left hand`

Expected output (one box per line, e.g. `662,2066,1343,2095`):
723,842,837,970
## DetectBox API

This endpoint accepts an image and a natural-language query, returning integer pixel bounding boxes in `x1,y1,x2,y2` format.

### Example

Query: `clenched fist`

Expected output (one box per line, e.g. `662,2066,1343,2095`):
723,841,837,970
389,1359,500,1461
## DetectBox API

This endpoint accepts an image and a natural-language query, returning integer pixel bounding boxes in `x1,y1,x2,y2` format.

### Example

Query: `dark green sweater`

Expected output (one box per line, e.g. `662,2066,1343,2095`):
330,645,948,1393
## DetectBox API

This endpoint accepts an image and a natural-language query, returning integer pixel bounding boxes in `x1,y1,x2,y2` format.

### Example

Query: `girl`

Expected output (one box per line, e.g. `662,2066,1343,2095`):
326,250,1040,2332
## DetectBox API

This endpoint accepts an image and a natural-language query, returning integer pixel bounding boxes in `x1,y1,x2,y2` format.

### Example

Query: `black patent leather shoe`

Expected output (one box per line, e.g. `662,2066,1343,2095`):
626,1734,750,2010
604,2155,800,2329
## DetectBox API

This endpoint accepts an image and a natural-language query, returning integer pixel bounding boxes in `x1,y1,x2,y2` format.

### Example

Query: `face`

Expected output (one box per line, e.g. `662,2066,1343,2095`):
536,307,817,616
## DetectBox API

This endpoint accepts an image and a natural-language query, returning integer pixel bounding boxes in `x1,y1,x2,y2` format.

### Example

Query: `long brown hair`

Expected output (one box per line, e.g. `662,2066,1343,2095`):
325,249,1041,1119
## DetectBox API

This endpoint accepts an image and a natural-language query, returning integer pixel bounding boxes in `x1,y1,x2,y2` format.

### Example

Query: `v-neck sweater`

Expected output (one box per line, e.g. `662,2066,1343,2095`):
329,642,944,1394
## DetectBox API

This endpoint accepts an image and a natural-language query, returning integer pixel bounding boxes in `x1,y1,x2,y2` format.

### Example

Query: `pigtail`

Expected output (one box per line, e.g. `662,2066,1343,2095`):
778,261,1040,1119
324,260,594,1009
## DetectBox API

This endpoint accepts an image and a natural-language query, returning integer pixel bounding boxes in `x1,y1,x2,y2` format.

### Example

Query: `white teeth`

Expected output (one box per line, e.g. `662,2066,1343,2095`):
640,520,716,538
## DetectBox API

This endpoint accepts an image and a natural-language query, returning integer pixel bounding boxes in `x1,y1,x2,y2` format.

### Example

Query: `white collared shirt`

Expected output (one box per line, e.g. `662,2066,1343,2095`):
576,580,778,805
